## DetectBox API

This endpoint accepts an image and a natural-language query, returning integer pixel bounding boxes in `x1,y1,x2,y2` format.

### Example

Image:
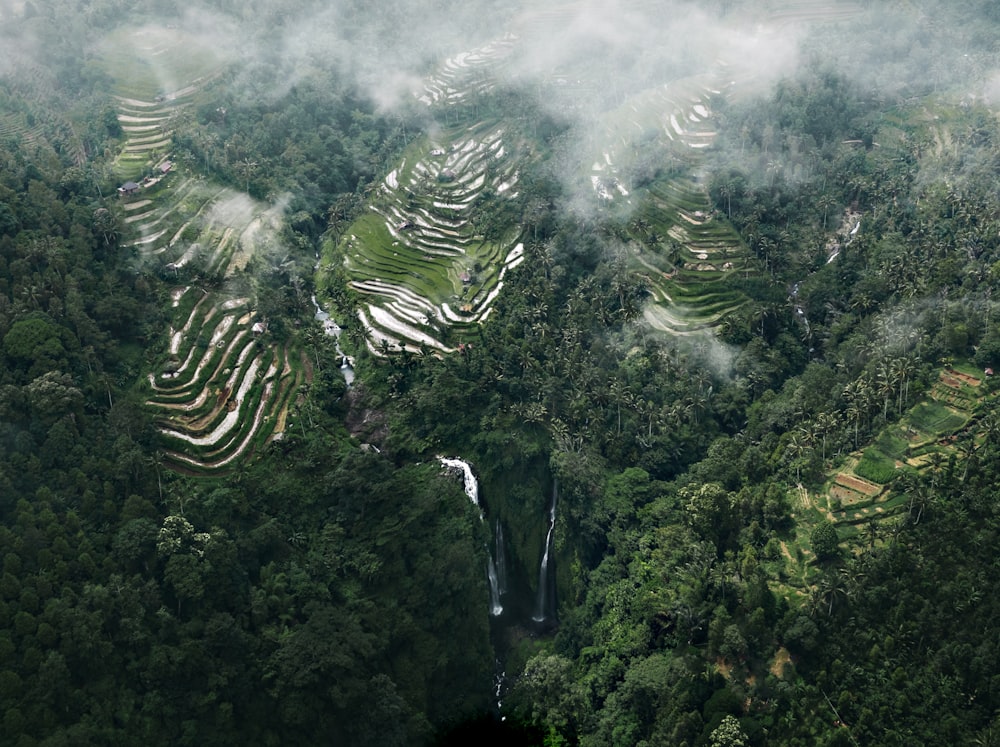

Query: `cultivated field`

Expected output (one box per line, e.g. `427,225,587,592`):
100,24,306,473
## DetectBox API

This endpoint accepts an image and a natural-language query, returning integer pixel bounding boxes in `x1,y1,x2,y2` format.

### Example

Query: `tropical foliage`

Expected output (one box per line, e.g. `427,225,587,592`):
3,1,1000,746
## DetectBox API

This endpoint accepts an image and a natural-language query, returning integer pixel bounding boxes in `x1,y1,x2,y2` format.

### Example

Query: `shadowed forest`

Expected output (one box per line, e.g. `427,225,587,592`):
2,0,1000,745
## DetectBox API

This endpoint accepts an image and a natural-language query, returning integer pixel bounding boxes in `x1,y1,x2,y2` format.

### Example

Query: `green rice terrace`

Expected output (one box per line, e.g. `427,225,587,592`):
323,32,540,354
329,51,753,352
581,71,756,334
633,176,752,335
330,119,525,354
100,24,307,474
323,2,865,353
98,24,228,180
773,361,997,599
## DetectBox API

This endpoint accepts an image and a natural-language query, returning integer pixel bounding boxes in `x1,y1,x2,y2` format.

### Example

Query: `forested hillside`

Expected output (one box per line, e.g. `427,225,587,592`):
2,1,1000,745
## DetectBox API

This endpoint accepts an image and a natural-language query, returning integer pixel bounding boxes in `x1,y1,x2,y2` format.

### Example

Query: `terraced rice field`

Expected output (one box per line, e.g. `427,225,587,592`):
333,29,537,353
0,107,87,164
99,25,227,179
100,24,306,473
124,180,283,278
823,367,983,532
765,0,862,27
333,1,865,351
341,121,525,353
636,177,752,334
147,288,305,472
415,34,518,107
339,43,744,349
581,2,862,335
766,360,990,602
587,73,726,204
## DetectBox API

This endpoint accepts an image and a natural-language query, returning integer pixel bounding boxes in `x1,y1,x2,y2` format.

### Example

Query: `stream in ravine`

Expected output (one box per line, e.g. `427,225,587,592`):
311,294,355,386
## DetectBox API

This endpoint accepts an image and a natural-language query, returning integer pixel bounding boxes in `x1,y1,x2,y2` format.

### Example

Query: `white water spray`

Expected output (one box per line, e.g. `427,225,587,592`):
438,456,480,509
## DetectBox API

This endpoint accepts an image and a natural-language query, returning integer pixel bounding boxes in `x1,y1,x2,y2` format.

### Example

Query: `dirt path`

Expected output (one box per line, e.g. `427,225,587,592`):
798,484,835,521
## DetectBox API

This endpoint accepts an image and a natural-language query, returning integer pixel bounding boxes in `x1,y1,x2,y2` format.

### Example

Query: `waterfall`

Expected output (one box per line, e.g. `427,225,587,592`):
439,457,503,616
310,294,355,386
533,481,558,623
487,556,503,616
494,519,507,596
438,457,480,510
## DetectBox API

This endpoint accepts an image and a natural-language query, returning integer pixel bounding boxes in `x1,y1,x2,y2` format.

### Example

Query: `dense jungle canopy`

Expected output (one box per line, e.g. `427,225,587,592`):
2,1,1000,745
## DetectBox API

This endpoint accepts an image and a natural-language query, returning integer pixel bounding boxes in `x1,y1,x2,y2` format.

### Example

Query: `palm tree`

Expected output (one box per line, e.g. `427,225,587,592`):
818,193,837,230
609,379,633,435
719,179,735,219
636,398,659,439
237,158,258,193
864,519,879,549
842,380,866,449
93,207,120,248
958,433,978,482
977,413,1000,446
906,483,929,525
875,360,895,423
813,574,847,617
784,434,811,483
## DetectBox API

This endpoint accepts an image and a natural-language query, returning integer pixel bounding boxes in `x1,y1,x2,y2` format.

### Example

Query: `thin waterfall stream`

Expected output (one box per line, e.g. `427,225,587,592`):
439,457,505,617
533,480,557,623
311,293,355,386
494,518,507,596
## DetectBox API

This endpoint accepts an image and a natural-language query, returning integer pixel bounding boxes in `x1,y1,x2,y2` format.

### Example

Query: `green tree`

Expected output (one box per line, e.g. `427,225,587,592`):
3,317,67,373
811,521,841,560
514,654,586,738
710,715,748,747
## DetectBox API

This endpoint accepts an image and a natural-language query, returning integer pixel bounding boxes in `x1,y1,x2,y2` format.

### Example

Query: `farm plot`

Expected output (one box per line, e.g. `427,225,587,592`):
765,0,862,28
415,34,517,107
99,24,228,179
570,66,753,334
101,24,306,474
145,288,305,473
929,367,980,411
331,1,867,354
817,363,988,539
124,181,281,279
340,122,524,353
587,73,727,206
634,178,752,334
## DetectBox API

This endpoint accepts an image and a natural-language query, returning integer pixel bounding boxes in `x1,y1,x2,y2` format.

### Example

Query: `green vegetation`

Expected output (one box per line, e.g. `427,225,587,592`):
327,118,526,353
5,1,1000,746
853,448,897,484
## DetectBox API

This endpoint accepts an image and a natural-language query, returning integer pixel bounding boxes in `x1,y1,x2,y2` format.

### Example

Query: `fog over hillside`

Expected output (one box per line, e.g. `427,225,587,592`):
152,0,1000,211
4,0,998,193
